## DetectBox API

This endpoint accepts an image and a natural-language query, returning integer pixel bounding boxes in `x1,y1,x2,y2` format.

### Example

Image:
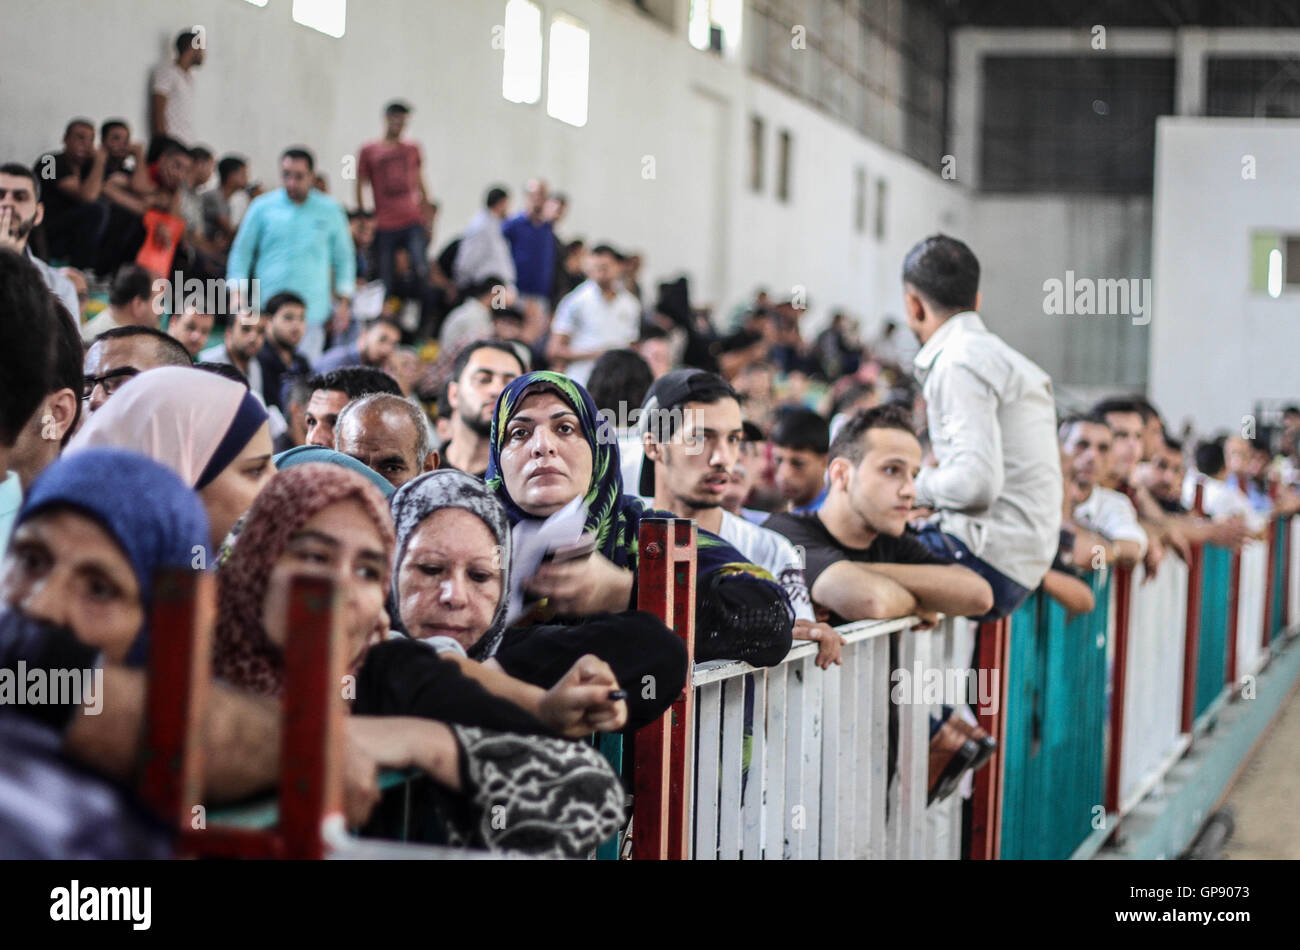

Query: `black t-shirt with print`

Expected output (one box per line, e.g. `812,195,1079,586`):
764,511,943,624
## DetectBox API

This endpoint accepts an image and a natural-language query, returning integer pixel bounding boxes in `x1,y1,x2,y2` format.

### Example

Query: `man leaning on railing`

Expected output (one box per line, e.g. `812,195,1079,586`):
764,404,994,805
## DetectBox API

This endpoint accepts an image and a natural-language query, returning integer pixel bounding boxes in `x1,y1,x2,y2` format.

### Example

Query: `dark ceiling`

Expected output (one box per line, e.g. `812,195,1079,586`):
935,0,1300,29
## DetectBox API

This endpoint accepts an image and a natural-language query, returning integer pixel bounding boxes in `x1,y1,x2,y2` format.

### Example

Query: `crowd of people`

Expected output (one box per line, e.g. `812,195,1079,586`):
4,29,1298,858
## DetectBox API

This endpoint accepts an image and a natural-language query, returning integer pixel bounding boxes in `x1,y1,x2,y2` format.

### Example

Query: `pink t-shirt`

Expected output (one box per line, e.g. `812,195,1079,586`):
358,140,424,231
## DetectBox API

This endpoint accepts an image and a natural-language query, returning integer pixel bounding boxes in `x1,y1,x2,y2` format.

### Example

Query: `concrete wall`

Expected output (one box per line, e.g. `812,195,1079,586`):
1149,117,1300,434
2,0,967,338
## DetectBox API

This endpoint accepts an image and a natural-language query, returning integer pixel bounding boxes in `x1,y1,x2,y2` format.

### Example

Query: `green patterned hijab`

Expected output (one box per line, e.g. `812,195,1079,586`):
485,371,643,568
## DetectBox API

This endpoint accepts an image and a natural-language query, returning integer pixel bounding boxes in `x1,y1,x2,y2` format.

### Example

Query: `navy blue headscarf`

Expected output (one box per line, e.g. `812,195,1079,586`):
13,448,210,665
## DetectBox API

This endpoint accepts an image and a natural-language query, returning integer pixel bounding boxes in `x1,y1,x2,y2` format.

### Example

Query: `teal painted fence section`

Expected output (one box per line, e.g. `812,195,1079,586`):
1195,546,1233,718
1270,518,1289,642
999,572,1111,859
595,734,624,859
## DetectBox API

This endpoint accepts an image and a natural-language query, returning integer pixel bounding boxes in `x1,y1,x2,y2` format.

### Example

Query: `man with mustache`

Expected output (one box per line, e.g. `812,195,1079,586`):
441,341,525,478
0,164,80,322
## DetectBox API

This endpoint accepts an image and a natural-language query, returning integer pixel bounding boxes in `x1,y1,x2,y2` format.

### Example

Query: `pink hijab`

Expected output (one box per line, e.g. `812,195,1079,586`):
68,366,256,487
213,463,395,698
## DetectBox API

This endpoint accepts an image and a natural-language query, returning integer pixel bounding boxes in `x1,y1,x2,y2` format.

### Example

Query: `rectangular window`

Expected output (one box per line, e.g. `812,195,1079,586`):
776,130,792,203
689,0,742,56
502,0,543,105
749,116,764,193
292,0,346,37
874,178,887,240
854,166,866,233
546,14,590,127
1250,232,1300,297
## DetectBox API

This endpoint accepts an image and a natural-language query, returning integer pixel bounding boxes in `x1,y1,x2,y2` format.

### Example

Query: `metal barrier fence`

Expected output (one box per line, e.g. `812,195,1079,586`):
143,511,1300,860
992,513,1300,859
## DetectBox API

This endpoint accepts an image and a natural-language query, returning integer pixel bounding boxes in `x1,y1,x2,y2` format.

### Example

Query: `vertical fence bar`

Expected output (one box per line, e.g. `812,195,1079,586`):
278,575,346,860
1104,566,1134,814
140,569,214,830
863,635,889,858
763,664,787,860
633,518,696,860
741,671,766,859
970,616,1010,860
693,682,721,860
718,677,745,858
782,654,808,858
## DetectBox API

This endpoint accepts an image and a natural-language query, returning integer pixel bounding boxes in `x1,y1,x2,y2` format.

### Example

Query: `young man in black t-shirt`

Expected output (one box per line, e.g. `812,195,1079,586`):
765,405,992,626
765,403,995,804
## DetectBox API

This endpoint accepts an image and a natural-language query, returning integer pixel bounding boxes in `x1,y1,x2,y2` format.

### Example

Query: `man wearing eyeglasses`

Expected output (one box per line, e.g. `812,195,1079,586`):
81,326,192,416
225,147,355,364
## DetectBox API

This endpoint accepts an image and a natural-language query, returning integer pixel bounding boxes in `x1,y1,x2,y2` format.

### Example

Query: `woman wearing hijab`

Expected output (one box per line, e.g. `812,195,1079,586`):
213,463,625,856
0,449,210,859
274,444,396,500
388,468,661,729
1,447,209,666
67,366,275,555
485,371,794,669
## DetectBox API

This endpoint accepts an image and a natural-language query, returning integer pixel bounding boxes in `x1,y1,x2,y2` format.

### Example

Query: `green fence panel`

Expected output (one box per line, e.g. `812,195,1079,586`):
1000,571,1110,859
1195,545,1233,718
1270,517,1289,642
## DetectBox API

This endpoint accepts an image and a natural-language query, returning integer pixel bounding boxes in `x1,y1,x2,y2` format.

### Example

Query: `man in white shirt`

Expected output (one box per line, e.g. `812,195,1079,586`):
151,29,205,147
453,187,516,290
1183,439,1268,538
637,369,843,667
1060,416,1147,567
548,245,642,388
903,235,1063,619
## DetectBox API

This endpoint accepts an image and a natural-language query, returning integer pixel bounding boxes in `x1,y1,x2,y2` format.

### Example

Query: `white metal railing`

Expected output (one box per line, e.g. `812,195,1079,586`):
688,615,964,859
1117,558,1190,816
1290,520,1300,628
1235,539,1269,681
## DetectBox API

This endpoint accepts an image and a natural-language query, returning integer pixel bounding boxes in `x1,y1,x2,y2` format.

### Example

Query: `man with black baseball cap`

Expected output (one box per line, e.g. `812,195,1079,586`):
638,369,842,668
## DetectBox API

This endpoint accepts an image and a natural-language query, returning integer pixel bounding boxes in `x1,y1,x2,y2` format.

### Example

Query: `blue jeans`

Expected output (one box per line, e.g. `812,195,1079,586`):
911,524,1031,624
374,223,428,301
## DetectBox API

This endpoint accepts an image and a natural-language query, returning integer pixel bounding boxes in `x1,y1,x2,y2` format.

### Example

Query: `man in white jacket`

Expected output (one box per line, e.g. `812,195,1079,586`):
902,235,1063,621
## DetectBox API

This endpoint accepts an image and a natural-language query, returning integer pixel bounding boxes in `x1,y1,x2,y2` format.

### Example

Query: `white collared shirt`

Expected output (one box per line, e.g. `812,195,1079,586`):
1074,486,1148,557
913,311,1063,590
551,279,642,387
1182,473,1267,534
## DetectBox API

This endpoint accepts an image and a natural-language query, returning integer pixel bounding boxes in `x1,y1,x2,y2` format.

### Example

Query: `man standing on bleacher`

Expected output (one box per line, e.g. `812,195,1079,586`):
902,235,1062,621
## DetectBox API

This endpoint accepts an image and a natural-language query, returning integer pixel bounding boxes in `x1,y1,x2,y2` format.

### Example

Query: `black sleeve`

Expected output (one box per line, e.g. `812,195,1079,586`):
764,513,841,588
353,638,556,737
693,572,794,668
886,532,948,565
494,611,687,733
0,612,102,732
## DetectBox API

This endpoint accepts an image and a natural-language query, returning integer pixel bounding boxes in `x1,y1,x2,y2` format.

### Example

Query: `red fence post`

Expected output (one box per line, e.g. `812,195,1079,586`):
278,575,346,860
1105,566,1133,814
632,518,696,860
1181,484,1206,733
969,617,1009,860
140,569,214,829
1225,548,1242,687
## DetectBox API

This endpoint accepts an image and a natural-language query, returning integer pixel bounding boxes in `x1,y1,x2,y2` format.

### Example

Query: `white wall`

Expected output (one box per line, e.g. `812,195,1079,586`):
2,0,967,337
1149,117,1300,434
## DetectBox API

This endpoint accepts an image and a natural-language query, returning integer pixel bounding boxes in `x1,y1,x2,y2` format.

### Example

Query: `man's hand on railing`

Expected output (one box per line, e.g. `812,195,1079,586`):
1162,524,1193,564
1141,535,1164,582
912,608,942,630
791,619,844,669
538,655,629,737
1208,515,1249,551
